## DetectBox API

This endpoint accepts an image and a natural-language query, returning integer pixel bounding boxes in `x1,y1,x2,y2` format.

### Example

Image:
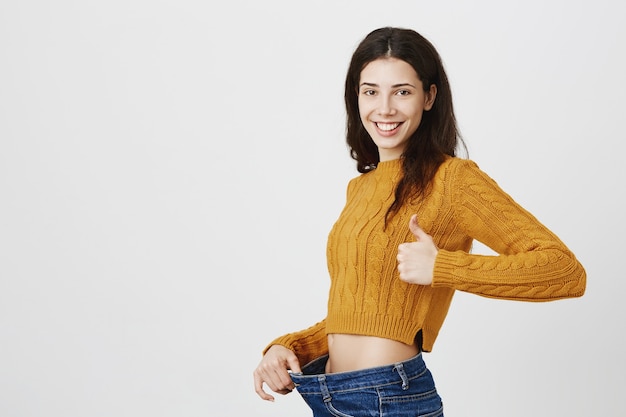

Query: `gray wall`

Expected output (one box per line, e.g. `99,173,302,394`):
1,0,624,416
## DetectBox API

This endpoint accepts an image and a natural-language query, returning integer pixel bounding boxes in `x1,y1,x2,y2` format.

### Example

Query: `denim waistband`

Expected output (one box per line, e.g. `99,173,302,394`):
290,353,427,393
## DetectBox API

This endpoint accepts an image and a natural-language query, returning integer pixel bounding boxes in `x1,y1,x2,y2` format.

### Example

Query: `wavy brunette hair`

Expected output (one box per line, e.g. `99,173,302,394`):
345,27,466,221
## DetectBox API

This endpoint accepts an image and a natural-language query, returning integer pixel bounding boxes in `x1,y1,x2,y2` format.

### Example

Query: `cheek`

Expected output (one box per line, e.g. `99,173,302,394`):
359,109,368,124
358,103,370,124
405,104,425,124
360,104,376,122
357,98,366,118
405,116,424,138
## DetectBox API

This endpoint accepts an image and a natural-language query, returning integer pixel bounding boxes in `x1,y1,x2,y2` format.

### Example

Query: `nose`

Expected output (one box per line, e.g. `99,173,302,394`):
377,95,396,116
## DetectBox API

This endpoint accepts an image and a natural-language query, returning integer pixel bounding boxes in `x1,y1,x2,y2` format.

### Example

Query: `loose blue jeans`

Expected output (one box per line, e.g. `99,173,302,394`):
290,353,443,417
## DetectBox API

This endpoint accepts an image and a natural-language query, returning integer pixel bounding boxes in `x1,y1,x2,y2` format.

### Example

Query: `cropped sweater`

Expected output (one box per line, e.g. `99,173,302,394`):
265,157,586,366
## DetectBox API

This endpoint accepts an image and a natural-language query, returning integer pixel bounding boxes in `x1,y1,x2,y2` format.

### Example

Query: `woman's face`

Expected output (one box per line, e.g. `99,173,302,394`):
357,58,436,161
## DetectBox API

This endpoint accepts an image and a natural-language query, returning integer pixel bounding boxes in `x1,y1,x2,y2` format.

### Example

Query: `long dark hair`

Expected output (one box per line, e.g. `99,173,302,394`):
344,27,466,221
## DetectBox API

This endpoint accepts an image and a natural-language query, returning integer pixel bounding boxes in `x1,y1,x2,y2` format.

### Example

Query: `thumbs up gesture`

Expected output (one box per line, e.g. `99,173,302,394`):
397,214,438,286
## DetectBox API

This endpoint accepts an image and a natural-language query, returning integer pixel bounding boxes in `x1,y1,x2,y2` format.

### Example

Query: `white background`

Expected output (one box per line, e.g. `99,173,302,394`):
1,1,624,416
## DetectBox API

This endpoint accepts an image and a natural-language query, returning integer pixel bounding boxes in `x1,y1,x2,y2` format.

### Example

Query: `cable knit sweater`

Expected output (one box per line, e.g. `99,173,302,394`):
265,157,586,366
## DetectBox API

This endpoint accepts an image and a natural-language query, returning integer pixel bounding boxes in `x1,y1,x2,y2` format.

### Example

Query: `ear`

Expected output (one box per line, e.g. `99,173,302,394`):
424,84,437,111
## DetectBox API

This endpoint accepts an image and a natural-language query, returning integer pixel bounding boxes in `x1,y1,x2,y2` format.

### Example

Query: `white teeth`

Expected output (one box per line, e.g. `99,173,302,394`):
376,122,400,131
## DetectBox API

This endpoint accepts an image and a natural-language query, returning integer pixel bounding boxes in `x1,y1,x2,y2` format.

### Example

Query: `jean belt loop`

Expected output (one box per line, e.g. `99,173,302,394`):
317,375,332,402
393,363,409,390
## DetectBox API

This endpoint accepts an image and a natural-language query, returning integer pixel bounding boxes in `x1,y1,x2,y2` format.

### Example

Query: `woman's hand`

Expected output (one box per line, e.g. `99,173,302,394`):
253,345,302,401
397,214,438,286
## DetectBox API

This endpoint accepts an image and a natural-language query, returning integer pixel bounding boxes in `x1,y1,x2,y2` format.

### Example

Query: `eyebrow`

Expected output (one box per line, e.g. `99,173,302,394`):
359,82,417,89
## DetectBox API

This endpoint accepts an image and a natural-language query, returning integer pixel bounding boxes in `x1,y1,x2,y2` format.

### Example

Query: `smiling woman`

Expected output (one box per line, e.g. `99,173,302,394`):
252,26,586,417
357,58,437,161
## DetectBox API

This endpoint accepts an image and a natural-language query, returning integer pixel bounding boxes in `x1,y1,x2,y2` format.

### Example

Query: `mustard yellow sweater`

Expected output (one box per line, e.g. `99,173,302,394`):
265,157,586,366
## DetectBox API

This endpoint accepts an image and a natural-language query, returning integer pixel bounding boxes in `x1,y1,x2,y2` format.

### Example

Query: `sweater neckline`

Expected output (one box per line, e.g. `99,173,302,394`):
372,158,402,175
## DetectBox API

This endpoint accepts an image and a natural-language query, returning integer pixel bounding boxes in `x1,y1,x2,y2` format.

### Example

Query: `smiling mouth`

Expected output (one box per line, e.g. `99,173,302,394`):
376,122,401,131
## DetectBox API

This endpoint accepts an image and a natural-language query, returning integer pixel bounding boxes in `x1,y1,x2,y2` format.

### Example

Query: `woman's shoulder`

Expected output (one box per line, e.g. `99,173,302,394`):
437,156,481,177
434,157,504,195
436,157,511,202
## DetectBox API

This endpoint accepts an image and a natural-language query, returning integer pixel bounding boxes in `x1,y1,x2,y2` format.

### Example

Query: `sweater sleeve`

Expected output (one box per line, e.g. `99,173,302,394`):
262,319,329,367
432,159,586,301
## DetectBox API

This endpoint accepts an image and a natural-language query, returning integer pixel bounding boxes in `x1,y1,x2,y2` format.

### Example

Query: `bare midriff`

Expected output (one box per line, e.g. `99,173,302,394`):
325,333,420,374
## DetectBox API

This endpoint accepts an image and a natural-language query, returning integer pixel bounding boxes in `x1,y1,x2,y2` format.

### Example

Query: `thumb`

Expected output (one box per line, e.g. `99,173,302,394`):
287,354,302,374
408,214,428,241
